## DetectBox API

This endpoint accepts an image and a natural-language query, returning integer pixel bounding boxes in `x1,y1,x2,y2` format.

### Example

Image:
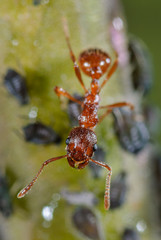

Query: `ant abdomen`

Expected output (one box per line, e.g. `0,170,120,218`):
78,48,111,79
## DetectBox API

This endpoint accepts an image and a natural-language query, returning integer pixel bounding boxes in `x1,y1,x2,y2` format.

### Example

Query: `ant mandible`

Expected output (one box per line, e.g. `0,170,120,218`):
17,19,134,210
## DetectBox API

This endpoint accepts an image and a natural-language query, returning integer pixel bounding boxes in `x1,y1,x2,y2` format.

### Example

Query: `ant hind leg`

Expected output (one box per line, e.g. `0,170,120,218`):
98,102,134,123
100,54,118,91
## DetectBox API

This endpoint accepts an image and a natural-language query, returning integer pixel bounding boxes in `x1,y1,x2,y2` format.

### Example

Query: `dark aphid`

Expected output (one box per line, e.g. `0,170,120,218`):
110,171,127,209
128,37,153,96
0,171,13,218
61,189,98,207
3,69,29,105
89,146,106,178
112,108,149,154
72,207,101,240
122,228,140,240
67,93,84,126
33,0,42,5
23,122,61,144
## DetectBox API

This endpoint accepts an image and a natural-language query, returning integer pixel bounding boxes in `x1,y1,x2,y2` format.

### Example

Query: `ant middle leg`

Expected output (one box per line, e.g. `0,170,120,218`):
62,18,87,92
99,102,134,110
54,86,83,105
98,102,134,123
99,54,118,91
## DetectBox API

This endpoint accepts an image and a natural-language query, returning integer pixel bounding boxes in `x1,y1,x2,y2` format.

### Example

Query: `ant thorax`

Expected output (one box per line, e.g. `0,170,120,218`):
78,89,100,129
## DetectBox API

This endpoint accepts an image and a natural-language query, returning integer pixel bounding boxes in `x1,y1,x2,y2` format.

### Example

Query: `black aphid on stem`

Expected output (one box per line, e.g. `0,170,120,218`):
110,171,127,209
23,122,61,144
3,69,29,105
67,93,84,126
122,228,140,240
128,37,153,96
112,108,149,154
0,171,13,218
72,207,101,240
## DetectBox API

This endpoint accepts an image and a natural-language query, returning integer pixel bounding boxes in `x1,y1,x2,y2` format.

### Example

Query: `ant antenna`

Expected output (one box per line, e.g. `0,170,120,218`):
17,155,67,198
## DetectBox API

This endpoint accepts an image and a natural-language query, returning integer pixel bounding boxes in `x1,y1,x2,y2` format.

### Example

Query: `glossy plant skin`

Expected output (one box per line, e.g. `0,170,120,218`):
17,19,134,210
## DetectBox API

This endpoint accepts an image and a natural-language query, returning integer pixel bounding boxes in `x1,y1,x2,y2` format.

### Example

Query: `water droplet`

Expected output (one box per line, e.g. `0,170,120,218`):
136,220,147,232
12,39,19,46
28,107,38,119
113,17,124,31
42,0,49,5
42,206,54,221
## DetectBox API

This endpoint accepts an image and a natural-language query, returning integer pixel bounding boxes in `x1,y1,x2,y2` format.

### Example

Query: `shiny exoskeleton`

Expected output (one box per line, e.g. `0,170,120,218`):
17,19,134,210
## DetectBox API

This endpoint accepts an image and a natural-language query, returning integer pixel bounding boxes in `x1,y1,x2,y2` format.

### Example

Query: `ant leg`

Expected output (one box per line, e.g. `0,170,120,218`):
62,18,87,92
98,102,134,124
99,102,134,110
90,158,112,210
54,86,82,105
98,109,113,124
100,54,118,91
17,155,67,198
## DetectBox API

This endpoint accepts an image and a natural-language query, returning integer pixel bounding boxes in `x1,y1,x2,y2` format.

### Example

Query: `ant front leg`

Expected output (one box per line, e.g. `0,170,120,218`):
100,53,118,91
98,102,134,123
62,17,87,93
54,86,82,105
90,158,112,210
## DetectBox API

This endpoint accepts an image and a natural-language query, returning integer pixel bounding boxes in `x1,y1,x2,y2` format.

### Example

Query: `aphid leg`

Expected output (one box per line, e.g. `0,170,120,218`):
54,86,82,105
100,53,118,91
17,155,67,198
90,158,112,210
62,17,87,92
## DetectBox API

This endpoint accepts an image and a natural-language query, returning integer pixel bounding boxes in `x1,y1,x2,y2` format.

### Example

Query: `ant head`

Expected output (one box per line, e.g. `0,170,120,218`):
79,49,111,79
66,127,97,169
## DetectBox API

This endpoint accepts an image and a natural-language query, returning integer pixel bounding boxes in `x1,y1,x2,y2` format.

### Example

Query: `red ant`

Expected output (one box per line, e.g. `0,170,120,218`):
17,19,134,210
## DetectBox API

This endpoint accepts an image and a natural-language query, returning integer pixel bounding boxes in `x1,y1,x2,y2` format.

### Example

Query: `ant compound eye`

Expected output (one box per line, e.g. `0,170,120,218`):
93,144,98,152
66,137,70,145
